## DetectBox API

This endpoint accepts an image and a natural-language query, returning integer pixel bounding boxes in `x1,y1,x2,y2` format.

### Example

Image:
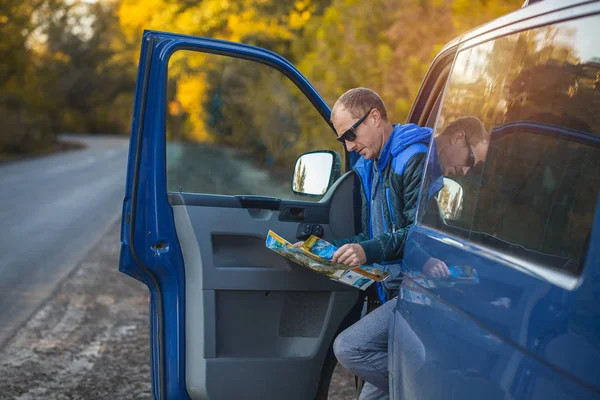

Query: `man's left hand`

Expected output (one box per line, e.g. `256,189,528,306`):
333,244,367,267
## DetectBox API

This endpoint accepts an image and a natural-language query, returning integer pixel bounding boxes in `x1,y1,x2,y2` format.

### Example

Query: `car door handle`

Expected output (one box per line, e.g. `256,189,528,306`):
279,206,306,222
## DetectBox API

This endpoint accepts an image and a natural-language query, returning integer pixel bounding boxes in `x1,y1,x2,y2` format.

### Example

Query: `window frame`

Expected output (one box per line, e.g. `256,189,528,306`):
407,50,457,127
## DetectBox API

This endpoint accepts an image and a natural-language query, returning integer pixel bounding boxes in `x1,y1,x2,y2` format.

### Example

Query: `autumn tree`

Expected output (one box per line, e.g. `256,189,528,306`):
296,0,522,121
0,0,523,159
294,159,307,192
0,0,136,156
0,0,59,155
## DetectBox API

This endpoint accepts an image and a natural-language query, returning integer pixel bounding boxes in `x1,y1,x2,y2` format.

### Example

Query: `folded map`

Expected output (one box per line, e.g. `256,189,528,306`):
265,230,389,290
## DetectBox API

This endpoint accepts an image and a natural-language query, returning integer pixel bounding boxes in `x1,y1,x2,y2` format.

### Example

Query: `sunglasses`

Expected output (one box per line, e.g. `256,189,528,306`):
336,108,373,144
465,133,476,168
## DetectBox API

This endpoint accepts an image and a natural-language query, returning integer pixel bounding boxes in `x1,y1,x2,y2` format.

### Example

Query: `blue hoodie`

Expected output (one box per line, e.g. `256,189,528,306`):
334,123,433,302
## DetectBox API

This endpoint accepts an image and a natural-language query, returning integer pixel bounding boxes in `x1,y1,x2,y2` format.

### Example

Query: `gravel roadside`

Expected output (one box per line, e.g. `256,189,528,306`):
0,222,357,399
0,222,151,399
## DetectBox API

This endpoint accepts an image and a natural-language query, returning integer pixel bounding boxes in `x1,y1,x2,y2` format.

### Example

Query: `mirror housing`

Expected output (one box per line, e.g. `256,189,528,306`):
436,177,464,221
291,150,342,196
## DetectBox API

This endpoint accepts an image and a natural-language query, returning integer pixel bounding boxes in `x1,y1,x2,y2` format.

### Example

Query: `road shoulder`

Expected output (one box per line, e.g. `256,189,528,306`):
0,222,152,399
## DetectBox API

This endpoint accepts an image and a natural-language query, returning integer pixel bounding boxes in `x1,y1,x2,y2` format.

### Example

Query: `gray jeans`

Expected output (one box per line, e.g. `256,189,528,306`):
333,297,397,400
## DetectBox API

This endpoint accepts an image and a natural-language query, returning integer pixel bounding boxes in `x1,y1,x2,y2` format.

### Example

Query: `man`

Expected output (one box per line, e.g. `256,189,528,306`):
326,87,431,400
324,88,489,399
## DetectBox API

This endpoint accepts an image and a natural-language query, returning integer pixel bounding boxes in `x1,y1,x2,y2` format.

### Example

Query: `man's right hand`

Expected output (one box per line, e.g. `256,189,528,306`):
292,241,304,248
423,258,450,278
333,243,367,267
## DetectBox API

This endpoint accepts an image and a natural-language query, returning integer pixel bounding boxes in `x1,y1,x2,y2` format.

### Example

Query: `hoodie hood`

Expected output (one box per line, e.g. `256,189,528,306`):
352,123,433,214
354,123,432,174
385,124,433,166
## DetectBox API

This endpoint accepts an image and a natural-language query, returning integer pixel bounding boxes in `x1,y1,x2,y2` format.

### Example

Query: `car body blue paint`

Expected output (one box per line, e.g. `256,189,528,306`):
392,199,600,398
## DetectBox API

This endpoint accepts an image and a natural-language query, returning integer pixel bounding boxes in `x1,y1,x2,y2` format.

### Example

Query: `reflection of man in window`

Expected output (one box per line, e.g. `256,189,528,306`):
414,116,491,278
434,116,489,178
422,116,490,210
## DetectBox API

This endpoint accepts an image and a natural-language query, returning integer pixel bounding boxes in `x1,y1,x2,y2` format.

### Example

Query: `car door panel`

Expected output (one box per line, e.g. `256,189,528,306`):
173,172,359,399
170,171,357,289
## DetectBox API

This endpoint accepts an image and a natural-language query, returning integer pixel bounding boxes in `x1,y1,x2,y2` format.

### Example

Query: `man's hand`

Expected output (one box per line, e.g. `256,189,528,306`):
333,244,367,267
292,241,304,248
422,257,450,278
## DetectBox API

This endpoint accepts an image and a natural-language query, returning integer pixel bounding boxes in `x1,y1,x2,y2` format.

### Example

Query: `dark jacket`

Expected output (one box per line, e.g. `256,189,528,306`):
333,124,433,300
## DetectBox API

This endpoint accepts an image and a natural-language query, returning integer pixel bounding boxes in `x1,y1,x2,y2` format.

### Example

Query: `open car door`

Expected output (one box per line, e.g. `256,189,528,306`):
119,31,363,399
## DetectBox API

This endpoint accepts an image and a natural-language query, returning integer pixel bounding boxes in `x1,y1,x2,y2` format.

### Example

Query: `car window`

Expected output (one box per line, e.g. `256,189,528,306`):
419,14,600,275
165,50,343,201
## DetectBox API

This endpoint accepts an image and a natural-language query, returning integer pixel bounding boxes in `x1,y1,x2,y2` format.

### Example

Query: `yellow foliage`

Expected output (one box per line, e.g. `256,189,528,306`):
116,0,522,157
377,44,393,66
118,0,332,146
176,73,212,142
168,99,184,116
119,0,178,35
289,10,312,30
54,51,70,63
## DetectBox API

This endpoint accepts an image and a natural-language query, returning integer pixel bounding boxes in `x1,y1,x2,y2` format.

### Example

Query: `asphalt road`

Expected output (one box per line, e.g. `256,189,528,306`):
0,134,128,347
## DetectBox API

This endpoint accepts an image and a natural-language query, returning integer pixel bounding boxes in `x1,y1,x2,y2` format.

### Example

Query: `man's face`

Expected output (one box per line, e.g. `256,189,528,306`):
332,107,381,160
439,130,488,177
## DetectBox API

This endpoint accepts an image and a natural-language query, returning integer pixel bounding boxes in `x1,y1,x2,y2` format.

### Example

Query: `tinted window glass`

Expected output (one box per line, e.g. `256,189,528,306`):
165,51,343,201
420,15,600,274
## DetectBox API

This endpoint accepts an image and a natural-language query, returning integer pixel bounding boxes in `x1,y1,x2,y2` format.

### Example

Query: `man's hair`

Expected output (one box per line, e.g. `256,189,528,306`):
440,116,489,145
331,87,388,122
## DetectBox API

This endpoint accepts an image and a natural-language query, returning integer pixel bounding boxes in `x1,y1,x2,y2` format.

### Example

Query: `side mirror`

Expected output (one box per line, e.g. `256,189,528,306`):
292,151,342,196
436,177,464,221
